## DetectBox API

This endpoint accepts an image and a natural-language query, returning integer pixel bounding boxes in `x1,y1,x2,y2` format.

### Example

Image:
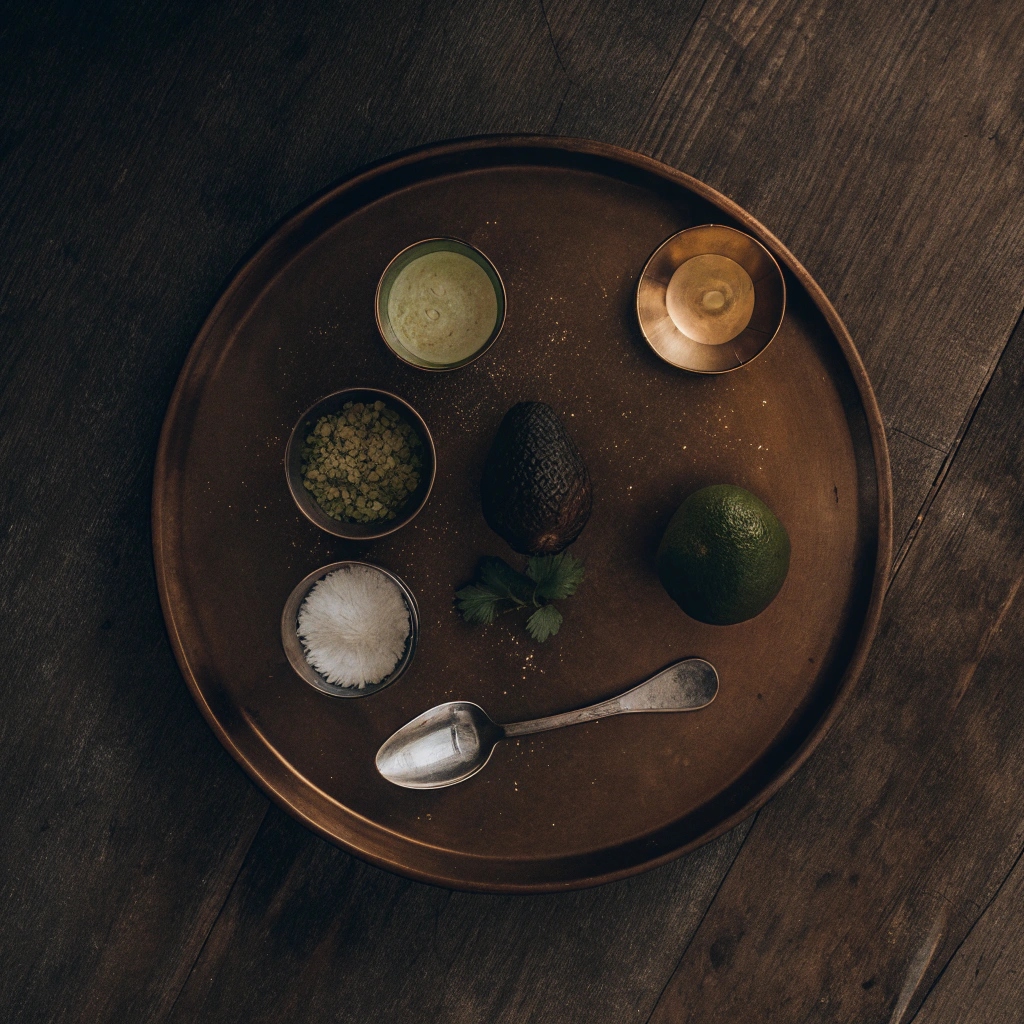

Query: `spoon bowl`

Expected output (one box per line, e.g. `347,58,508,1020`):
375,702,502,790
376,658,719,790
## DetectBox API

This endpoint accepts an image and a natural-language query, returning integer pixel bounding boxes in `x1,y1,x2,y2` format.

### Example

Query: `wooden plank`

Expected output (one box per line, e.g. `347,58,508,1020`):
646,302,1024,1021
542,0,707,139
913,850,1024,1024
885,428,946,557
0,9,286,1020
166,808,750,1024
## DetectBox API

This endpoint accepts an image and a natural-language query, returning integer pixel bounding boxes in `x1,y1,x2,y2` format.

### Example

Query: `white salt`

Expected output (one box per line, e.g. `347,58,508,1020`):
297,565,411,689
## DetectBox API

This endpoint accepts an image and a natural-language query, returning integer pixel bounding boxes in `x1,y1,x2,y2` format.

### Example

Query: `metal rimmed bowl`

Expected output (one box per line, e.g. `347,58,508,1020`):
285,387,436,540
375,237,506,371
637,224,786,373
281,561,420,698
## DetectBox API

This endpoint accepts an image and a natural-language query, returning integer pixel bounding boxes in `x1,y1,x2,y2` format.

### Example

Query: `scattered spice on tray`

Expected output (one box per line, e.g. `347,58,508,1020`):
301,400,423,523
297,565,411,688
456,552,584,642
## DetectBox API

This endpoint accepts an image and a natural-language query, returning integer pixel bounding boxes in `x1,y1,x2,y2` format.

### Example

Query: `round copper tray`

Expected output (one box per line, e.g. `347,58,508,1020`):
153,136,891,893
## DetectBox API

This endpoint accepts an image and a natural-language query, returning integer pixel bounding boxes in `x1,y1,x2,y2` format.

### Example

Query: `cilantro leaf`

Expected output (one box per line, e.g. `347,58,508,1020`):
455,584,505,625
478,557,534,604
526,552,585,602
526,603,563,642
457,552,584,643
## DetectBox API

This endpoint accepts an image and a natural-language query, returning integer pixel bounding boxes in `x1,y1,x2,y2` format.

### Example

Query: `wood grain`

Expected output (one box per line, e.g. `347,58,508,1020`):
885,429,945,556
166,808,750,1024
647,304,1024,1023
3,0,1024,1020
913,848,1024,1024
542,0,706,139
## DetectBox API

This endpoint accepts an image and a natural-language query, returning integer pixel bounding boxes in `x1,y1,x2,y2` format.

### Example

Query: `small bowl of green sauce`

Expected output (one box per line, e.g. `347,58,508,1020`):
376,237,506,371
285,388,437,540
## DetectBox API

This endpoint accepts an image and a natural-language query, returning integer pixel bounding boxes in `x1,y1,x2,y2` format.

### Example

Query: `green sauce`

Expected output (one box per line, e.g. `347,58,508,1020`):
301,401,422,523
387,250,497,365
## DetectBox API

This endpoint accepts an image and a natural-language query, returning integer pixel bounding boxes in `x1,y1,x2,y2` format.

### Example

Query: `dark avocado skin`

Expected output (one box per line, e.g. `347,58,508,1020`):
481,402,592,555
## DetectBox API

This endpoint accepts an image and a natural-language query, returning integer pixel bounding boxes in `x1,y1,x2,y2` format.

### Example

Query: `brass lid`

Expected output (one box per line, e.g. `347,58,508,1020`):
637,224,785,373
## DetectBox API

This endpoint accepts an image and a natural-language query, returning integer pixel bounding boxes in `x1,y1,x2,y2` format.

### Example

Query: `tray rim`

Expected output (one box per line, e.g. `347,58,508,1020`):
152,134,893,892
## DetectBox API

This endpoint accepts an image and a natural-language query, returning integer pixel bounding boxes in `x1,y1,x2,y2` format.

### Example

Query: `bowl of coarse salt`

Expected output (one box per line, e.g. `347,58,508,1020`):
281,561,419,698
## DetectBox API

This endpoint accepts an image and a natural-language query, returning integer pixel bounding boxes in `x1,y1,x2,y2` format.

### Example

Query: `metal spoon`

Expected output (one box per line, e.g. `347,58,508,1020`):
375,658,719,790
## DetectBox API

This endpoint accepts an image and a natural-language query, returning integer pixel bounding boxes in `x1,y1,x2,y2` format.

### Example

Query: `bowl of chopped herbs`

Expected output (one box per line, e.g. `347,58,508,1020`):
285,388,436,540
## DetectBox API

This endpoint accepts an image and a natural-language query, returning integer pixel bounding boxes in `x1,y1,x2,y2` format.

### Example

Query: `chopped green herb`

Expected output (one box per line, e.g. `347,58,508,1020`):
455,552,583,643
300,400,422,524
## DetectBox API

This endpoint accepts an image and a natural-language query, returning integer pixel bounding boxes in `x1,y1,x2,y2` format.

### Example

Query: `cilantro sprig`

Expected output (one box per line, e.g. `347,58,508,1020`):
456,552,584,642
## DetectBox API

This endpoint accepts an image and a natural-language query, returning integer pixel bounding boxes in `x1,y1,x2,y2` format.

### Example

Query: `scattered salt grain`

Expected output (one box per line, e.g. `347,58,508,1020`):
297,565,411,688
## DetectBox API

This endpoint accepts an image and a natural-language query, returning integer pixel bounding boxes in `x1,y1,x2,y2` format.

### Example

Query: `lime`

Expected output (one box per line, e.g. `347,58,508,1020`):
656,484,790,625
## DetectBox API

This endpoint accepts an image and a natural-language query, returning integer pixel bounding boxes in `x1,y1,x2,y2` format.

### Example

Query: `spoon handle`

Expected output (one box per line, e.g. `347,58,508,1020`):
502,658,718,739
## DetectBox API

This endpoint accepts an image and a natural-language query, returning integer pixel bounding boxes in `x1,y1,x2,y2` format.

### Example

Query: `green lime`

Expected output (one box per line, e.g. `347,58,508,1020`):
656,484,790,625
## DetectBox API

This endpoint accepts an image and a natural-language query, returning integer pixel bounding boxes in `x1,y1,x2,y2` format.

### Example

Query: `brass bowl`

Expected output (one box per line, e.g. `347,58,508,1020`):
285,387,436,540
281,561,419,698
375,237,506,371
636,224,786,373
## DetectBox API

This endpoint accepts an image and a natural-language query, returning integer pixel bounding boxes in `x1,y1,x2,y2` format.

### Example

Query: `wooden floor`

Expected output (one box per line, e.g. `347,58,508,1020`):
3,1,1024,1020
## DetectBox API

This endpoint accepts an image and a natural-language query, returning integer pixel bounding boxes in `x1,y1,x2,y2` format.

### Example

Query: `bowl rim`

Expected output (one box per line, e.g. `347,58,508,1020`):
284,387,436,540
280,560,420,698
374,236,507,372
636,223,786,374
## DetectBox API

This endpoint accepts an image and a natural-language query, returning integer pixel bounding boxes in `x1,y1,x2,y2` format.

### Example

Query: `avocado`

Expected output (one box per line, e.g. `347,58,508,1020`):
656,484,790,625
481,402,592,555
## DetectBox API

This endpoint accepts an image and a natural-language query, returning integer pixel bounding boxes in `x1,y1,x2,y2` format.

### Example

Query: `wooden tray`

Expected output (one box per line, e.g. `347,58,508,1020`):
153,137,891,892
